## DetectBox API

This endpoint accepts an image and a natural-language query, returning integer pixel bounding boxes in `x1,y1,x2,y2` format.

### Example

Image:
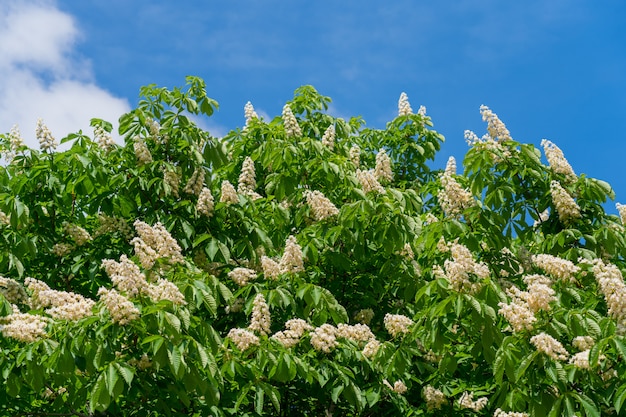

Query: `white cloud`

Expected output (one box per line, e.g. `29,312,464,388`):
0,0,130,148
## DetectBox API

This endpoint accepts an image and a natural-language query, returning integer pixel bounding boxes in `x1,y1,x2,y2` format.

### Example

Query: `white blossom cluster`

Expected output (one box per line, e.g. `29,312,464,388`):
282,104,302,137
145,279,187,305
94,126,115,152
572,335,595,351
261,256,281,280
272,318,313,348
423,385,447,410
3,125,24,162
532,254,580,283
322,125,335,149
310,323,338,353
196,187,215,217
227,328,260,351
398,92,413,116
349,145,360,167
356,169,385,194
36,118,58,152
237,157,262,200
102,255,147,297
384,313,413,337
374,149,393,182
304,190,339,221
184,168,205,196
458,391,489,412
259,235,305,279
52,243,73,257
0,306,50,342
616,203,626,226
9,124,24,150
63,222,92,246
354,308,374,325
133,136,153,165
464,130,509,163
493,409,529,417
439,170,475,217
479,105,512,142
498,275,555,332
530,332,569,361
362,339,381,358
383,379,408,394
94,213,133,239
163,168,180,198
590,259,626,328
440,242,490,293
569,350,591,369
0,277,28,304
146,118,161,138
25,278,95,321
131,220,184,270
97,288,140,325
541,139,577,183
280,235,304,273
549,180,581,223
248,293,271,335
336,323,375,344
220,180,239,204
228,267,257,287
0,210,9,226
498,295,537,332
444,156,457,176
244,101,258,126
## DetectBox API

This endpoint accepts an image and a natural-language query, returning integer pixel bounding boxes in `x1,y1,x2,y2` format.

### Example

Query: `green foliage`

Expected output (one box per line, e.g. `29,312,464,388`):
1,77,626,416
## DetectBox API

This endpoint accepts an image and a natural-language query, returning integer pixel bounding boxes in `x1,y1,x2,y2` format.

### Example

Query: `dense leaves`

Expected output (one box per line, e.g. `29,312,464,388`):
1,76,626,416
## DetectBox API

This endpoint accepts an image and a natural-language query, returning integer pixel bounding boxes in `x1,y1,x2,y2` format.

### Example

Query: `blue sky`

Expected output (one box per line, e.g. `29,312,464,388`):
1,0,626,210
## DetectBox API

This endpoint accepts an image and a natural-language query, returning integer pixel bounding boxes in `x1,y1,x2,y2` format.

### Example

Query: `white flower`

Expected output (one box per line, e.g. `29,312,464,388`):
220,180,239,204
282,104,301,137
94,126,115,152
398,92,413,116
439,170,475,217
349,145,360,167
279,235,304,274
384,313,413,337
322,125,335,149
227,328,259,351
530,332,569,361
374,149,393,182
249,293,271,336
305,190,339,221
228,267,257,287
423,385,446,410
244,101,258,126
480,105,512,142
197,187,214,216
133,136,152,165
184,168,205,196
458,391,488,412
549,180,581,223
36,118,58,152
356,169,385,194
542,139,576,182
310,324,337,353
97,288,140,325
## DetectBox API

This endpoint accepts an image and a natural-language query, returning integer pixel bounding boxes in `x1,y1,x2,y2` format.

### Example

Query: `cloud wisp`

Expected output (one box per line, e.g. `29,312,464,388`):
0,0,130,149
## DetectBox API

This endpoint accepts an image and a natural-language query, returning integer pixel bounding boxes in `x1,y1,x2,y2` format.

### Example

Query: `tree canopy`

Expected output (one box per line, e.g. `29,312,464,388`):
1,76,626,416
